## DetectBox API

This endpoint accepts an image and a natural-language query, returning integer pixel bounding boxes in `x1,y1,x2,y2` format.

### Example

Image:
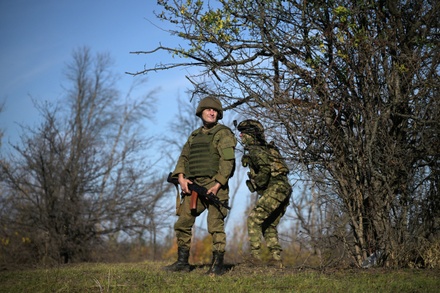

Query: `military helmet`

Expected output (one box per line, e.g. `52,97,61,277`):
196,96,223,120
237,119,265,138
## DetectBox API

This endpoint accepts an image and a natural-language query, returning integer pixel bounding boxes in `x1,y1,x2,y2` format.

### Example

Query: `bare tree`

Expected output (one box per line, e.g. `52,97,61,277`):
130,1,440,267
0,47,169,265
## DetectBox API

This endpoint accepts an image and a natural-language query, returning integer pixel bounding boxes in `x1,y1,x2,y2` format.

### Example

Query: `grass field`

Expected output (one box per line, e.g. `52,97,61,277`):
0,261,439,292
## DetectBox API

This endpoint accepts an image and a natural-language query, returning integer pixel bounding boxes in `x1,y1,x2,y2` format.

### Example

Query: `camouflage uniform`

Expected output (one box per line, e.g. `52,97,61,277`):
238,120,292,263
165,96,236,275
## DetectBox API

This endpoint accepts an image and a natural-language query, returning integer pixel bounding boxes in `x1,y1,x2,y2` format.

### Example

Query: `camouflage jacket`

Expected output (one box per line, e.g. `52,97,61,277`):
242,143,289,190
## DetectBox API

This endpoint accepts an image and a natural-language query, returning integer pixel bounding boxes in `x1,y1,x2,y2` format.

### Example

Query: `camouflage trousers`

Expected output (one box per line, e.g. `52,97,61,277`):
248,179,291,260
174,179,229,253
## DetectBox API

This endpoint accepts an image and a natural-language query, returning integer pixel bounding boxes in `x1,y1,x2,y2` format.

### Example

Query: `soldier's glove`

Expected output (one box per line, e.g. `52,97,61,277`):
246,179,257,193
242,155,251,167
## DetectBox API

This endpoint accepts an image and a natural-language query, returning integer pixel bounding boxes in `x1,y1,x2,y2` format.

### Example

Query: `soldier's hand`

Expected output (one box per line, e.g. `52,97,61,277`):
178,174,192,194
207,182,221,196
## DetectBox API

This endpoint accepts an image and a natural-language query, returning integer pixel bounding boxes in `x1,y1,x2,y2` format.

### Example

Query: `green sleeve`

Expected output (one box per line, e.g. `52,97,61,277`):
213,128,237,185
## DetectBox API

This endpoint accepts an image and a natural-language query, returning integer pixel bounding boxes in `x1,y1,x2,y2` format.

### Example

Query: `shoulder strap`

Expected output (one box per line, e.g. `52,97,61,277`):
209,124,230,135
188,127,202,146
189,124,231,145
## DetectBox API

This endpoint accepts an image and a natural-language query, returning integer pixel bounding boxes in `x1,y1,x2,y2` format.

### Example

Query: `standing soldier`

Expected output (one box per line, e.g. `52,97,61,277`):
164,96,236,275
237,120,292,268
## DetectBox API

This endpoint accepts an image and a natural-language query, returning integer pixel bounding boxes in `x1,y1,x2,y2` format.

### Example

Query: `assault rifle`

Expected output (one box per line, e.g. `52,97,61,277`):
167,172,231,210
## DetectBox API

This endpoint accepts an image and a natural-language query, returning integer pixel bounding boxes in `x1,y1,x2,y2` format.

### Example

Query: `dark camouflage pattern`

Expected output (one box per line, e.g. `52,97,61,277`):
240,129,292,261
247,176,291,260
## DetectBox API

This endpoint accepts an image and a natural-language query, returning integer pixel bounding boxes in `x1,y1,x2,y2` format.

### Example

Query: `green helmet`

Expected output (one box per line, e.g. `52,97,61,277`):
196,96,223,120
237,119,265,139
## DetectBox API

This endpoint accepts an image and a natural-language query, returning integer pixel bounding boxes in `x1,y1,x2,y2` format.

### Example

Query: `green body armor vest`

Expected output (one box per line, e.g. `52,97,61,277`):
186,125,228,178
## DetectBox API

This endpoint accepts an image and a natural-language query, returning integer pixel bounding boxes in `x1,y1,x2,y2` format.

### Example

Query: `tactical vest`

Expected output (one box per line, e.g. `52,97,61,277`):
186,125,229,178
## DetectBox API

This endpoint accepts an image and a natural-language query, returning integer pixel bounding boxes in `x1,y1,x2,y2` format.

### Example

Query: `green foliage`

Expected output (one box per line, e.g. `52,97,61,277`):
0,262,439,293
146,0,440,270
158,0,241,56
334,6,350,22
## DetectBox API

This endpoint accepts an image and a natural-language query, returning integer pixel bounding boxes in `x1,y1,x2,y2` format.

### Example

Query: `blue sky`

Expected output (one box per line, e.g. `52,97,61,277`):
0,0,190,144
0,0,251,240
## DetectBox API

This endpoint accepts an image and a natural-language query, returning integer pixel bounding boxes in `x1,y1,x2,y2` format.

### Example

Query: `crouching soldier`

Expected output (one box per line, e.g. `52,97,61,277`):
237,120,292,268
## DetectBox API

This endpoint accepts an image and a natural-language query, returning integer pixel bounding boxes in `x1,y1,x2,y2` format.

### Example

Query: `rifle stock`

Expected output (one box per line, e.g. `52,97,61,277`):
167,172,231,210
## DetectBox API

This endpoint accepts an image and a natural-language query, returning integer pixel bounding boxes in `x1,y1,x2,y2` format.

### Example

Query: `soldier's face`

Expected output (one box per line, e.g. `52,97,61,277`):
202,108,218,124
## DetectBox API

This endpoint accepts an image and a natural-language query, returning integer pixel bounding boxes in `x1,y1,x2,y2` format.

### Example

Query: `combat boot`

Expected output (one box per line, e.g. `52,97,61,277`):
242,251,264,267
206,251,225,275
163,247,190,272
267,251,284,269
